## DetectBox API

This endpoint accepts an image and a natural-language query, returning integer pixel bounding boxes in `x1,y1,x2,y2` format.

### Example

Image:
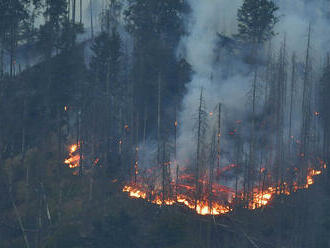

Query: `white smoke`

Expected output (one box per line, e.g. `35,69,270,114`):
177,0,247,163
176,0,330,164
274,0,330,61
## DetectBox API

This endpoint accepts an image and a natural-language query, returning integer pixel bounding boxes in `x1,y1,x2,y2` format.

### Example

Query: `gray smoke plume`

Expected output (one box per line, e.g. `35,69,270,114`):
177,0,248,163
176,0,330,168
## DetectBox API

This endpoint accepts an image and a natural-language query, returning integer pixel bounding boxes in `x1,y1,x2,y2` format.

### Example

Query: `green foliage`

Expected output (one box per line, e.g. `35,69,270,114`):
148,214,186,248
100,0,122,32
125,0,187,45
123,0,191,142
43,0,67,26
89,212,137,248
237,0,279,43
37,0,84,57
45,223,84,248
2,1,330,248
48,47,86,112
58,21,84,52
0,0,29,36
0,0,40,73
90,29,121,91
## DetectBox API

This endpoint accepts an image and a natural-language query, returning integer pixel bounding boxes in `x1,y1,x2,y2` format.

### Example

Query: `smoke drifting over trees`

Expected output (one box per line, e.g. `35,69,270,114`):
1,0,330,247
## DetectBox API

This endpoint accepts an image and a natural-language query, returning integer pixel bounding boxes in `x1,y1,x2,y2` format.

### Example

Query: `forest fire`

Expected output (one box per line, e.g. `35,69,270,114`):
64,143,80,168
123,185,147,199
64,143,101,171
123,184,231,215
122,161,326,216
63,141,326,216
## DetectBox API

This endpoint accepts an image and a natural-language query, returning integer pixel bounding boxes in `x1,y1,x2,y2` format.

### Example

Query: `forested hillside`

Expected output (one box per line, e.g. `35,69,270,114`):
1,0,330,247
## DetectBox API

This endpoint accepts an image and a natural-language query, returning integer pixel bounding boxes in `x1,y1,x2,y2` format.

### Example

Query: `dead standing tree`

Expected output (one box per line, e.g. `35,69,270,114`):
300,25,313,182
195,88,208,208
274,36,287,191
207,102,222,212
237,0,279,207
217,103,222,172
288,53,297,161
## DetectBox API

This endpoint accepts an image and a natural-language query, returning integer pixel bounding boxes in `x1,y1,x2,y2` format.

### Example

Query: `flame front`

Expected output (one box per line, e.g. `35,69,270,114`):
122,163,325,216
123,186,147,199
122,185,231,216
63,142,326,216
64,143,80,169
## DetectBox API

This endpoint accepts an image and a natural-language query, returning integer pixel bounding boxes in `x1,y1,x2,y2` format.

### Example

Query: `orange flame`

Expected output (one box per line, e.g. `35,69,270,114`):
64,144,80,168
122,161,325,216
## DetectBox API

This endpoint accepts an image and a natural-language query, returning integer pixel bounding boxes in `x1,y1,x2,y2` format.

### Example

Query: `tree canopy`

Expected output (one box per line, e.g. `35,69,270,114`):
237,0,279,43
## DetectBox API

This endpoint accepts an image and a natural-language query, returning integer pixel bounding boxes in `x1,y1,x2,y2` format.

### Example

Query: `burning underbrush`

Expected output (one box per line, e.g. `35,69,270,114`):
64,143,100,175
123,184,231,215
64,143,80,169
122,161,326,216
63,143,326,216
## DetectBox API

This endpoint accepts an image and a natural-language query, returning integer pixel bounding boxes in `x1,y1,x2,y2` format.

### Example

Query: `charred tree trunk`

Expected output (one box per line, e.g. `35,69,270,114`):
247,64,258,206
162,142,166,202
300,24,312,182
217,103,222,171
157,73,161,167
156,73,167,202
134,113,139,184
288,53,296,159
275,37,287,192
195,88,205,208
77,110,83,176
174,104,179,196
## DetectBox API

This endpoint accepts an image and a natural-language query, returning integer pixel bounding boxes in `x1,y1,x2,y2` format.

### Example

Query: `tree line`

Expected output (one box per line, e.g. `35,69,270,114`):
0,0,330,247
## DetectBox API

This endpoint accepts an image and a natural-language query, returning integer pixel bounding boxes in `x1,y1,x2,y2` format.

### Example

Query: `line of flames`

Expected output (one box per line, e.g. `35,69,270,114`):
122,185,231,215
63,144,326,216
122,165,326,216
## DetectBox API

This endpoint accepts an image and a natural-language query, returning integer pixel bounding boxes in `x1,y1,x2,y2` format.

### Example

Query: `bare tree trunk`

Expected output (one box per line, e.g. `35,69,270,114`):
323,55,330,164
0,40,4,78
288,53,296,159
174,104,179,196
37,183,42,248
143,104,147,145
195,88,204,208
157,72,162,182
57,108,64,220
275,36,287,194
80,0,82,24
90,0,94,39
10,25,16,78
78,111,83,176
217,103,222,171
134,114,139,184
72,0,76,23
247,64,258,206
22,97,27,178
233,123,243,204
67,0,71,20
162,142,166,202
89,176,94,202
41,183,52,225
300,24,312,183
